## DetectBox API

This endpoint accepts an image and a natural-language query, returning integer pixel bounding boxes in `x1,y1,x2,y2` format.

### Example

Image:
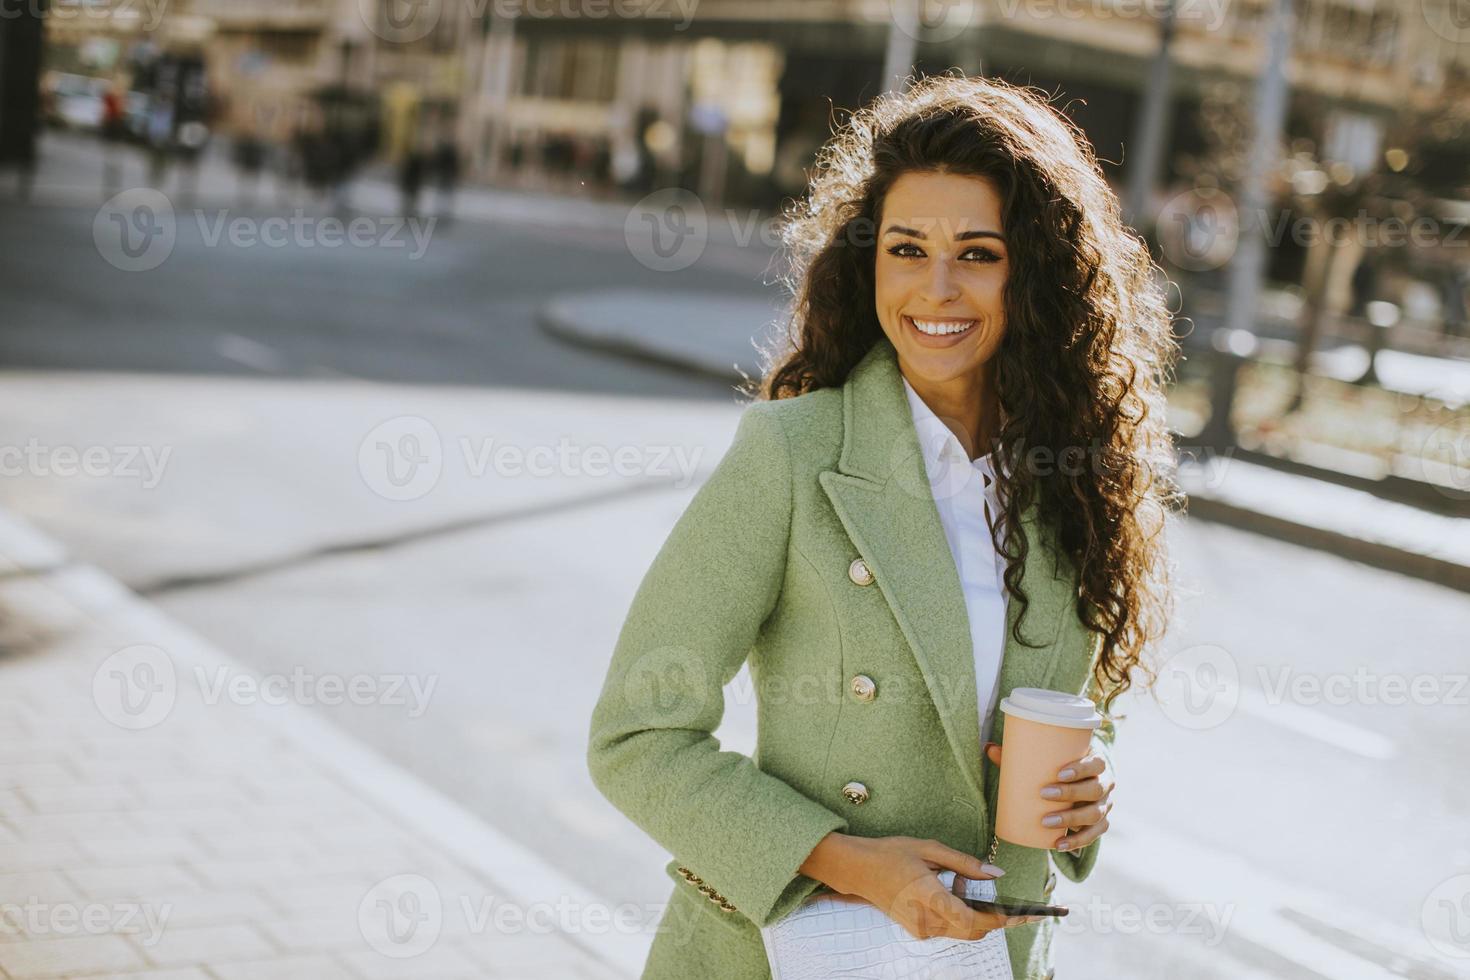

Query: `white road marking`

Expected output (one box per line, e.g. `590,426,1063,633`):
1098,817,1467,978
215,333,285,372
1236,684,1398,760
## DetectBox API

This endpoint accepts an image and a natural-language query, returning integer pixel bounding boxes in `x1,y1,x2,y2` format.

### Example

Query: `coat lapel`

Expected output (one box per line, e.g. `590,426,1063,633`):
818,336,1077,811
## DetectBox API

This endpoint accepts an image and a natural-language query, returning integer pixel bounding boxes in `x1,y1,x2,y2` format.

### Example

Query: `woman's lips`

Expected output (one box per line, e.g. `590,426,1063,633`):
904,314,978,347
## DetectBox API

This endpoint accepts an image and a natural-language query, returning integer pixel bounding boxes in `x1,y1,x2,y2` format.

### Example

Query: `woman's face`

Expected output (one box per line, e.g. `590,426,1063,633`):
873,170,1010,387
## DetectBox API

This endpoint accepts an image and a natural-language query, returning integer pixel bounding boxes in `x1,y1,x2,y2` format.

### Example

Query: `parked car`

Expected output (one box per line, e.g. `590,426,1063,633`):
43,72,108,131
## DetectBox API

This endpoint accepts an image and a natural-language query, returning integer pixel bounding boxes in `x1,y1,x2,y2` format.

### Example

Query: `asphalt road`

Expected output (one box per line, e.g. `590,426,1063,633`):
2,132,1468,979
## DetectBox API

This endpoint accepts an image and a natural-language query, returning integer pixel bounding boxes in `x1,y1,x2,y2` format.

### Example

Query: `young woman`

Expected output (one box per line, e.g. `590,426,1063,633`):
588,73,1178,980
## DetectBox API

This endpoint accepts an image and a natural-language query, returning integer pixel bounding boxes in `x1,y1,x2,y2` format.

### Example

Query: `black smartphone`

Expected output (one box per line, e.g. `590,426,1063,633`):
957,896,1068,917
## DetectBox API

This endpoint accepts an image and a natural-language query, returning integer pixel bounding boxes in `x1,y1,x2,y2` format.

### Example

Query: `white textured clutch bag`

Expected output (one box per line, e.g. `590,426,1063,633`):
759,869,1015,980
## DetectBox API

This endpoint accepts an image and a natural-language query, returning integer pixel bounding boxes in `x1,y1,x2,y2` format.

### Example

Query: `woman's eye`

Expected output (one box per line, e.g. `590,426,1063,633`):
886,243,1000,262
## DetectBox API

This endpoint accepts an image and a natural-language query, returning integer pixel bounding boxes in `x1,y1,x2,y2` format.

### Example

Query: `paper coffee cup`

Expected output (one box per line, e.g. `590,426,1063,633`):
994,687,1103,849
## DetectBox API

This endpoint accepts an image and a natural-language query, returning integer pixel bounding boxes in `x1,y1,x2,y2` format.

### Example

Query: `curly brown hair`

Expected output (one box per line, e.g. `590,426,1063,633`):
749,72,1180,716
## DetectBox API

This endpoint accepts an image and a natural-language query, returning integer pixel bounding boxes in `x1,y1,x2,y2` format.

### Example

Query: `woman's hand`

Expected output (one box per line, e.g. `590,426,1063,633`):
798,832,1049,941
984,741,1114,851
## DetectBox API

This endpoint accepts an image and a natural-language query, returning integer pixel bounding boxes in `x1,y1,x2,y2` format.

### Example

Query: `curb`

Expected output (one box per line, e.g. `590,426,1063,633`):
536,292,782,385
1182,493,1469,593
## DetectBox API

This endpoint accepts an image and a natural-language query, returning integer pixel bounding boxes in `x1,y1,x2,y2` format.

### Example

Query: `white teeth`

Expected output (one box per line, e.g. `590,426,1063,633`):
910,317,976,336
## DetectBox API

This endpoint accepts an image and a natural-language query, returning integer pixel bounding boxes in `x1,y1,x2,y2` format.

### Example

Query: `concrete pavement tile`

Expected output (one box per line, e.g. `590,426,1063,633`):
0,871,78,905
18,783,139,814
0,841,84,872
89,969,212,980
254,910,364,954
340,942,484,979
208,953,357,980
66,863,203,900
126,889,274,929
130,922,275,968
3,810,140,842
0,933,148,979
80,835,206,865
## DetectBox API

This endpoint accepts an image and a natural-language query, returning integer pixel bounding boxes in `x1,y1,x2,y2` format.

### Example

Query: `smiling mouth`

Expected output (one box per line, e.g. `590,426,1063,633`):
904,315,978,338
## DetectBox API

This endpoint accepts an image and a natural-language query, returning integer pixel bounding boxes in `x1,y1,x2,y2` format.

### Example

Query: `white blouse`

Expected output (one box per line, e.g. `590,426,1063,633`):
901,376,1010,747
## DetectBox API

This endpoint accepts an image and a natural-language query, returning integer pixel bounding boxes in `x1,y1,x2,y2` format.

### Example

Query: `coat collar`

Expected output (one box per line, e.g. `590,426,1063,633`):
817,335,1077,815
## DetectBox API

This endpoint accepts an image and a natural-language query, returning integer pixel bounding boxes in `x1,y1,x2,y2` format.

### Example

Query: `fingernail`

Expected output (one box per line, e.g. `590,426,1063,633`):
1040,786,1062,799
980,863,1006,877
1042,814,1062,827
1057,840,1072,851
1058,767,1075,779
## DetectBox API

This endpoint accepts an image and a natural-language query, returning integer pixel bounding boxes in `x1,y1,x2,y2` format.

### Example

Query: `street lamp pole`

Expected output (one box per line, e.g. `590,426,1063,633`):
1223,0,1296,337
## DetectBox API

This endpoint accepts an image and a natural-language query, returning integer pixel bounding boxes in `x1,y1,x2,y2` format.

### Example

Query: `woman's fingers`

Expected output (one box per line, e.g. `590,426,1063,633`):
1041,775,1103,802
925,896,1046,941
1056,813,1110,850
921,839,1006,880
1056,753,1106,781
1043,794,1115,830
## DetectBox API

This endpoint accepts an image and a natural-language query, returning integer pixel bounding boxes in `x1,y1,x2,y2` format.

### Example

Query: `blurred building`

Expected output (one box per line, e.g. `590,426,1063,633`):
458,0,1468,208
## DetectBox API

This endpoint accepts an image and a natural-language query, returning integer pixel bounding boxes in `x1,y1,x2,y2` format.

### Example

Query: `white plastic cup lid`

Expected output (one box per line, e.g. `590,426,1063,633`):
998,687,1103,729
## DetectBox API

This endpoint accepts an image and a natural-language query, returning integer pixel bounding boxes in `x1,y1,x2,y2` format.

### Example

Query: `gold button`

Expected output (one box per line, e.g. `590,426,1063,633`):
1043,870,1056,897
850,674,877,702
841,780,870,805
848,557,874,586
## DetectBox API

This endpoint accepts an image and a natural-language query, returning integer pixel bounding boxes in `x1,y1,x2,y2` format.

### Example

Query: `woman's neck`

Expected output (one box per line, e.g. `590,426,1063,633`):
902,363,1001,461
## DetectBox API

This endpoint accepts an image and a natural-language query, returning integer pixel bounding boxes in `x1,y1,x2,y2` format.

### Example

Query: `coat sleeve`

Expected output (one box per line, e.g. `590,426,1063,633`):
1051,635,1116,883
586,402,849,927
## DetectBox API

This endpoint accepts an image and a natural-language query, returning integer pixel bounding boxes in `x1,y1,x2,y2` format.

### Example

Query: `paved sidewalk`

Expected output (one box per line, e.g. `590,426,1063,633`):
0,511,638,980
539,289,1470,593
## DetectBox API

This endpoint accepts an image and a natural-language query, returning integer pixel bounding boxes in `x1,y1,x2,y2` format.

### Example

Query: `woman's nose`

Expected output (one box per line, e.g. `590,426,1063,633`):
921,260,962,304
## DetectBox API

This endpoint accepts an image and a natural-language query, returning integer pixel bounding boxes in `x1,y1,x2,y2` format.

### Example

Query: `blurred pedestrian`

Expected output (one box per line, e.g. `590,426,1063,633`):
432,132,459,223
399,145,424,219
1349,251,1379,318
232,131,267,207
145,96,175,190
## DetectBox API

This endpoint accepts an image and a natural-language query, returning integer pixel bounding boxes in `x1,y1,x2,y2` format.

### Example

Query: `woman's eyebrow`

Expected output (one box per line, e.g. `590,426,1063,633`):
882,224,1005,243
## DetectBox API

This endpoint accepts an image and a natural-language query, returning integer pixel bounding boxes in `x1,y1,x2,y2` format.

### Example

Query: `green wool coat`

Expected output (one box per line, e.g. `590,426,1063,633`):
587,334,1116,980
